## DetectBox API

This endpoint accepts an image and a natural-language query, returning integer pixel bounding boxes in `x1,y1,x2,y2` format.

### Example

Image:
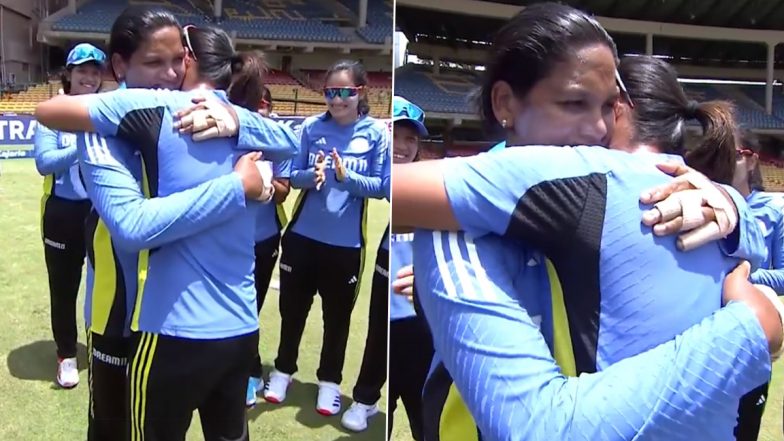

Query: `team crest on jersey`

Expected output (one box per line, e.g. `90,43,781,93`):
346,137,371,154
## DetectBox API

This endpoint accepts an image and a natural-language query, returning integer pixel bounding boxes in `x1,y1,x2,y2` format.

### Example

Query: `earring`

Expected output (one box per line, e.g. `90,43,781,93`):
501,119,508,128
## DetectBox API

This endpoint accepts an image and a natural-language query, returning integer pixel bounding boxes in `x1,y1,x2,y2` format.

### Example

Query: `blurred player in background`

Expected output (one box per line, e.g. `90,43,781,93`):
34,43,106,389
265,60,389,417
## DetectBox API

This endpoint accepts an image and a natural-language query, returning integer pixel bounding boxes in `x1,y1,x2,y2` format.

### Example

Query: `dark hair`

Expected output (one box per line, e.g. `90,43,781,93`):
109,7,181,81
324,60,370,118
738,127,765,191
60,62,103,95
619,56,739,185
185,25,267,111
394,119,420,136
479,2,618,133
60,67,71,95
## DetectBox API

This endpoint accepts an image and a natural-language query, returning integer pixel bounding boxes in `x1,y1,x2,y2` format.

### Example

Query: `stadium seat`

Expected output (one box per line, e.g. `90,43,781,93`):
394,64,479,114
336,0,391,44
52,0,354,43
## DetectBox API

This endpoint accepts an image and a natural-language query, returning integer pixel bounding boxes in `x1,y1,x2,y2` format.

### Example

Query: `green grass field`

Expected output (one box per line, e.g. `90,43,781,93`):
0,159,389,440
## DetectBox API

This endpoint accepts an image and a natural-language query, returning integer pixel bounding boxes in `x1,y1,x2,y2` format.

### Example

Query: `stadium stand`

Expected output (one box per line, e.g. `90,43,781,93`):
393,64,479,114
52,0,352,42
394,63,784,130
336,0,393,44
0,69,390,118
19,0,392,117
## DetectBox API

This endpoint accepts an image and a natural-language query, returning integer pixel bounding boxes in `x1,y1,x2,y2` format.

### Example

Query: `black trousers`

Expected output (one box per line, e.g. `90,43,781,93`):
42,195,90,358
734,381,768,441
87,330,130,441
250,233,281,379
275,231,363,384
128,331,259,441
352,247,389,405
389,316,434,441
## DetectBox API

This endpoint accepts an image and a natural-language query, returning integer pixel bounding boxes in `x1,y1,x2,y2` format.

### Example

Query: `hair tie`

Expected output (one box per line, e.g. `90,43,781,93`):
687,100,700,117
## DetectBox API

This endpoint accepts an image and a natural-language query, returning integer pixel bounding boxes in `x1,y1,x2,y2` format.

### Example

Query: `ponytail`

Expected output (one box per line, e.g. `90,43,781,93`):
684,101,738,185
619,56,739,184
227,50,268,111
184,26,268,111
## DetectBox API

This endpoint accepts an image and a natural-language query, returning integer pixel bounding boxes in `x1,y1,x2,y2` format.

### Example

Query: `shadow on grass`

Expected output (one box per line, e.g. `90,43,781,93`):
7,340,89,386
247,367,386,440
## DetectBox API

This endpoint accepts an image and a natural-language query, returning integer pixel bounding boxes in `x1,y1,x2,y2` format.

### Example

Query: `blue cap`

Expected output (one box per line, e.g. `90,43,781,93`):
66,43,106,67
393,96,428,137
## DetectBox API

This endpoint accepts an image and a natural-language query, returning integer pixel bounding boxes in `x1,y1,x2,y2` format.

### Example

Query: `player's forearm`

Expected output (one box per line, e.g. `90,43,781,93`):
290,169,317,189
391,161,459,230
35,95,94,132
234,107,298,162
335,169,384,198
426,297,770,441
750,268,784,294
272,178,290,204
35,146,77,176
90,173,246,252
719,184,765,270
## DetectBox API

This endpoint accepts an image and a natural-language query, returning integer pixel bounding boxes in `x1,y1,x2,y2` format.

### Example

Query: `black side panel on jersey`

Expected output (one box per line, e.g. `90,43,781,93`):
504,173,608,374
116,107,166,198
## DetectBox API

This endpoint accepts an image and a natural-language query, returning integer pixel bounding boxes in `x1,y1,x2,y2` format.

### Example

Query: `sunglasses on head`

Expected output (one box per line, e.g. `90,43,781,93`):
324,87,362,99
616,70,634,108
183,25,197,60
395,105,424,123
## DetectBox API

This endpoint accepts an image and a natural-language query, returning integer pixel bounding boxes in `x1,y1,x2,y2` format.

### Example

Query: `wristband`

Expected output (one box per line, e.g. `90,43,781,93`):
255,160,275,204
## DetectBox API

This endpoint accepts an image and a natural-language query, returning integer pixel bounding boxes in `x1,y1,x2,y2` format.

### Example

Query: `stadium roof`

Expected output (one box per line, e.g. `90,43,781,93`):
397,0,784,69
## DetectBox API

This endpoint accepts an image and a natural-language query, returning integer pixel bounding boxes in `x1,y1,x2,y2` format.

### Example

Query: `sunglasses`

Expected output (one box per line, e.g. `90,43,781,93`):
616,70,634,108
395,103,424,123
183,25,197,61
736,148,756,160
324,87,362,99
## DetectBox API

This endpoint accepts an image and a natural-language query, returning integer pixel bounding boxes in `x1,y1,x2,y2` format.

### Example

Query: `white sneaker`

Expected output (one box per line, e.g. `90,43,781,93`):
56,357,79,389
316,381,342,416
341,402,379,432
263,370,291,404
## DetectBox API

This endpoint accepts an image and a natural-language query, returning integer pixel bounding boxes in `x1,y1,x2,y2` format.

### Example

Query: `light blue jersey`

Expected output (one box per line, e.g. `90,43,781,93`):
389,232,416,321
79,133,253,337
380,149,391,251
747,191,784,293
487,140,506,152
80,88,298,339
81,140,143,337
289,113,389,248
414,146,770,440
487,142,764,269
414,230,770,441
34,124,88,200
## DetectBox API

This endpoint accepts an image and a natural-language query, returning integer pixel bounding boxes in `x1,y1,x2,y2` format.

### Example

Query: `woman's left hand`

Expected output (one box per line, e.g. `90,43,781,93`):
330,148,347,182
174,95,239,141
640,161,738,251
392,265,415,304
